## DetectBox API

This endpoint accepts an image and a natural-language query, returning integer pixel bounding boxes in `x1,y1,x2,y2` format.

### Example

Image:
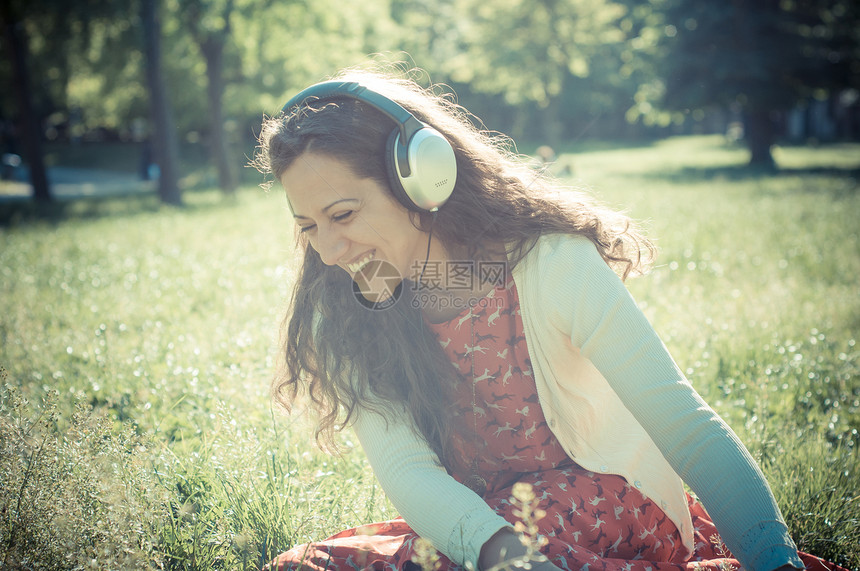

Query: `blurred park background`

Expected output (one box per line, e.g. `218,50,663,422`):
1,0,858,206
1,1,860,570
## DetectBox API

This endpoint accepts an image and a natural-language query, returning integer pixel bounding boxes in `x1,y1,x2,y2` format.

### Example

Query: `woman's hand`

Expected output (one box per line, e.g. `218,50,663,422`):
478,529,564,571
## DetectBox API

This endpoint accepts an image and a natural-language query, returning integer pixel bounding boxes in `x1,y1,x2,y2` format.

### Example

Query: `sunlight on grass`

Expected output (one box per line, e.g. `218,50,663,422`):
1,136,858,569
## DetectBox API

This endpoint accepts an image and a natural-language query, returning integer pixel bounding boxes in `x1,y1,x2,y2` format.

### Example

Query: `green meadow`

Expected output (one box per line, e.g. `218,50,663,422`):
1,135,858,570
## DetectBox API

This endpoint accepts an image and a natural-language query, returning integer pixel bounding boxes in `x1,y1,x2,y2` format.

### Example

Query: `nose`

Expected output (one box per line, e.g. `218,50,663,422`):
313,224,348,266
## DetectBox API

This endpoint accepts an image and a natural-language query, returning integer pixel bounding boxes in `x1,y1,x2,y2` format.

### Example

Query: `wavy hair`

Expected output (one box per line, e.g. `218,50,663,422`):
253,65,655,472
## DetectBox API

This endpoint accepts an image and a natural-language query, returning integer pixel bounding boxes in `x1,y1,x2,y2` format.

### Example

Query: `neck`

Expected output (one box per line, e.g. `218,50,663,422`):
413,229,506,322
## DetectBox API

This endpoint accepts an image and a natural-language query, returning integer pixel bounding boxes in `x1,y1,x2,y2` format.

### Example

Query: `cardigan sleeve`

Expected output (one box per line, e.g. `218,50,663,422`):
541,235,804,571
350,402,510,569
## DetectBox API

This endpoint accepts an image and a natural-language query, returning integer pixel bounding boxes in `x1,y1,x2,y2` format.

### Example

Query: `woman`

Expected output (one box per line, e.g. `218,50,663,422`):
254,67,840,571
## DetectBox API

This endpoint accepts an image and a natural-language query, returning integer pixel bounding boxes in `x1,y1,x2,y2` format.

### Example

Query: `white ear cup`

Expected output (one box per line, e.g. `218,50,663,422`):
394,127,457,212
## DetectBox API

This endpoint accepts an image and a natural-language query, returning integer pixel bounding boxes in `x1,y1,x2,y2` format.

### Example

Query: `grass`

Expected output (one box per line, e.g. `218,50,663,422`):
1,135,858,570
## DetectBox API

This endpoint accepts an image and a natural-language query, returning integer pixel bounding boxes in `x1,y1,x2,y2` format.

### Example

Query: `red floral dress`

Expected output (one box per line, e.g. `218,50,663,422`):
266,280,845,571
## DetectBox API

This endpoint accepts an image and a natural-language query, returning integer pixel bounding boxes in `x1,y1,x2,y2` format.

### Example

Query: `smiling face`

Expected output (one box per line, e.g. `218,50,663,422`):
281,152,444,287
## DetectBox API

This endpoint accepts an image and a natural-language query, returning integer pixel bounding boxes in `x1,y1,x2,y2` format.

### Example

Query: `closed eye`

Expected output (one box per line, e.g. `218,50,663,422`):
296,210,354,233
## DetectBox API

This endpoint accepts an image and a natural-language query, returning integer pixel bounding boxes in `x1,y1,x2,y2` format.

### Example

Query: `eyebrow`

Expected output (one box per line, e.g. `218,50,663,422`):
292,198,360,220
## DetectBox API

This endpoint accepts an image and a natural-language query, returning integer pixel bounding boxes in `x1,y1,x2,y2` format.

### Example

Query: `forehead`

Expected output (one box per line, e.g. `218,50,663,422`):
280,153,358,213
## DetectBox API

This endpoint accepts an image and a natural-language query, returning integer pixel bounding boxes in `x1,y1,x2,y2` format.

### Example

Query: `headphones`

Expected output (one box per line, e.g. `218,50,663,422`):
281,81,457,212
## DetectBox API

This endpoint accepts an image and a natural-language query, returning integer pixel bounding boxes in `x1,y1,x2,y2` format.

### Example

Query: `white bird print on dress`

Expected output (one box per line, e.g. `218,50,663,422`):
501,364,514,385
665,534,676,549
463,343,488,356
493,422,515,437
473,368,494,383
588,495,607,507
609,530,624,553
638,523,658,541
455,311,472,330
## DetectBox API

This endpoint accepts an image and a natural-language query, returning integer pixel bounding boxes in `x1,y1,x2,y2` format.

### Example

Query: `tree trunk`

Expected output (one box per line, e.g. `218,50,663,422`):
202,37,236,194
743,106,776,169
141,0,182,206
0,2,51,202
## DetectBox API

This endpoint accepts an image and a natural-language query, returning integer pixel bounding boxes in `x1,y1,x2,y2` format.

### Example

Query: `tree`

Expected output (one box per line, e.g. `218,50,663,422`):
1,0,131,203
141,0,182,205
443,0,629,145
64,11,150,136
178,0,238,194
1,0,52,202
654,0,860,167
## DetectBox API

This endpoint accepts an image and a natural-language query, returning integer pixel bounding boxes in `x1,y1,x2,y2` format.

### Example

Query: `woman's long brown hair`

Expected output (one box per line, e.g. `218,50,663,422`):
252,64,654,473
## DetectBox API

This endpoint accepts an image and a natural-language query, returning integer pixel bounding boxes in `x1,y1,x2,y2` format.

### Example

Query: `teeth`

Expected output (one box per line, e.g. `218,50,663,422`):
347,252,375,273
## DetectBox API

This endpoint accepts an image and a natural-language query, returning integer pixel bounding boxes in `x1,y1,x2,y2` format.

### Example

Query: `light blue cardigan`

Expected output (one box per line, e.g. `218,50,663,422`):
351,233,803,571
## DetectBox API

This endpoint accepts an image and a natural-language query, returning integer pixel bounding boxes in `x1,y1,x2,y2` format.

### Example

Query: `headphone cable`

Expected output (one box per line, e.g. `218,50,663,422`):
416,211,437,286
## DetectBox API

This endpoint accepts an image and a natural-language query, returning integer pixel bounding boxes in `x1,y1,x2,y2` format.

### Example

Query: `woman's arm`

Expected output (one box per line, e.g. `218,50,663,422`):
543,236,804,571
351,402,510,569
